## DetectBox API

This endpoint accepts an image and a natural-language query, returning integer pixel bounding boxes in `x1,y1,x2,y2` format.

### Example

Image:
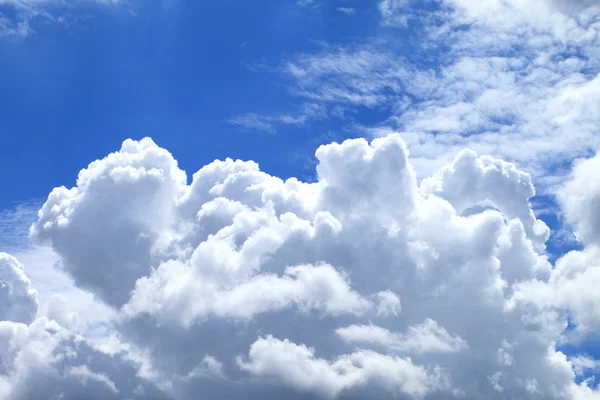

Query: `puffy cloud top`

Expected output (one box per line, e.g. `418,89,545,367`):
31,138,187,307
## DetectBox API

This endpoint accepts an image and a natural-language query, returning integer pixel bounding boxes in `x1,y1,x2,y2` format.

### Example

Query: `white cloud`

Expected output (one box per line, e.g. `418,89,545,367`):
283,45,417,108
0,0,125,36
3,133,600,399
444,0,600,35
558,152,600,245
227,104,326,134
67,365,119,394
374,290,401,317
421,148,550,251
5,0,600,398
30,137,187,307
571,355,600,377
378,0,412,27
0,252,38,324
182,355,226,380
544,247,600,336
336,319,467,355
336,7,356,15
237,335,447,399
0,202,115,332
227,114,278,134
123,262,373,326
45,294,77,329
272,0,600,185
0,316,166,399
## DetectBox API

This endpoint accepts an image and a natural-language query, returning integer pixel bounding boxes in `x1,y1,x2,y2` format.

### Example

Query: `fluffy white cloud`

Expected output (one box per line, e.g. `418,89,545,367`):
421,148,550,250
3,133,600,399
123,262,372,326
3,0,599,398
0,252,38,324
558,153,600,245
237,335,448,399
31,137,187,307
0,316,167,400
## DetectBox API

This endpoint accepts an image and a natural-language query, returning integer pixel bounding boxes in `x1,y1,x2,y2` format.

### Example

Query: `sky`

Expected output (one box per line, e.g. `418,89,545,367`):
1,0,600,399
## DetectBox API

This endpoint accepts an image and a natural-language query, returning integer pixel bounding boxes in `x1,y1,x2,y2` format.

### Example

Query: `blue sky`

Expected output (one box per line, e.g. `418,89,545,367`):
1,1,600,399
1,0,395,206
3,0,597,203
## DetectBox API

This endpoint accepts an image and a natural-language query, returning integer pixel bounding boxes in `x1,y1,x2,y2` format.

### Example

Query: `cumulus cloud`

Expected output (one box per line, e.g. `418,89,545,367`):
3,0,598,398
123,262,373,326
0,252,38,324
0,316,168,400
237,335,447,399
7,134,599,400
558,152,600,245
421,148,550,250
31,137,187,307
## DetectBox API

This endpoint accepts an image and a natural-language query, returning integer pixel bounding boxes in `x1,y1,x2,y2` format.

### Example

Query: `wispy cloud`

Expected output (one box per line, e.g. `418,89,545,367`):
0,0,124,36
296,0,320,10
283,45,420,107
263,0,600,183
0,0,53,36
227,103,325,133
227,113,278,134
378,0,411,27
337,7,356,15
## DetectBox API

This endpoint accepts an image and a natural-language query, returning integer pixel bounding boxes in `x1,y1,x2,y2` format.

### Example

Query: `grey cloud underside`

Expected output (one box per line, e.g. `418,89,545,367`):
0,131,593,399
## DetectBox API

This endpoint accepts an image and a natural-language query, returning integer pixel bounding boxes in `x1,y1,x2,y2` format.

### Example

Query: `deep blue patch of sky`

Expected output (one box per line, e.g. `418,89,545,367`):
0,0,443,207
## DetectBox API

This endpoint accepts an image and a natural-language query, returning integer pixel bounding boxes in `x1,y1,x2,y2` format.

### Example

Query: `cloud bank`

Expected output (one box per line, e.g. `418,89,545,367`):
0,133,599,399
